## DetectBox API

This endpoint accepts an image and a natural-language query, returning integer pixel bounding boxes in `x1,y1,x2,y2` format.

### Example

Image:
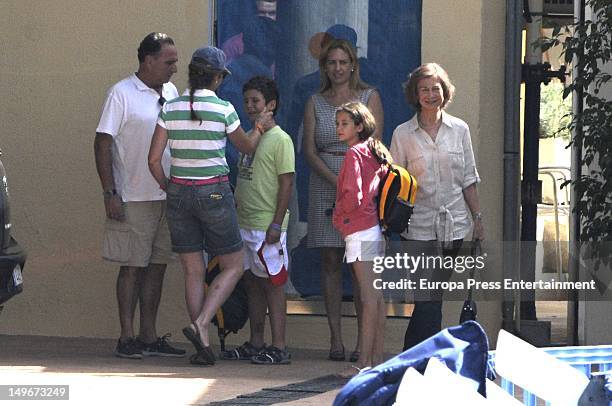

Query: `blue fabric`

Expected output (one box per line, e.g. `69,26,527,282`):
216,0,422,296
333,321,490,406
289,236,355,298
217,53,273,186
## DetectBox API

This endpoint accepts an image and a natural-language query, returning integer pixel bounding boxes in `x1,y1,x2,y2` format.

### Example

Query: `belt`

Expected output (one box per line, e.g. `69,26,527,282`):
170,175,229,186
320,151,346,157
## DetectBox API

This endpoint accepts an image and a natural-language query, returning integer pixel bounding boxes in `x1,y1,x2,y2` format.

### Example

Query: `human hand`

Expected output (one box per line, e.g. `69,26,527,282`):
265,224,281,244
105,195,125,222
255,110,274,132
472,219,484,241
159,178,169,191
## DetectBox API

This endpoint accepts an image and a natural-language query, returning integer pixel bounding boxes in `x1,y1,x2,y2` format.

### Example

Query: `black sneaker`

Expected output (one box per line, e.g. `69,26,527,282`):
114,337,143,359
251,346,292,365
140,334,186,358
220,341,265,360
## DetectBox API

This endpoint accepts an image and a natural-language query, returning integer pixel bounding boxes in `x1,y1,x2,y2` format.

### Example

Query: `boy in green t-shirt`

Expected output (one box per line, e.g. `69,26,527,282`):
222,76,295,364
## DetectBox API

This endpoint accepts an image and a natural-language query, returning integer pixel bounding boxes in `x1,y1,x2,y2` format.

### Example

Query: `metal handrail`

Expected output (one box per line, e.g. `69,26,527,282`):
539,166,570,281
539,166,570,205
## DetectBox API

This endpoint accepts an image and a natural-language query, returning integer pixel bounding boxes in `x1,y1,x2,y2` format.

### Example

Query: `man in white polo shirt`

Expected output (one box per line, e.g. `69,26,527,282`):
94,32,185,359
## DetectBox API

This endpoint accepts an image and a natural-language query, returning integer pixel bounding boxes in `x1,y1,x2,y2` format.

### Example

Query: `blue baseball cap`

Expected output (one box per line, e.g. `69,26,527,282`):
191,46,231,75
326,24,357,48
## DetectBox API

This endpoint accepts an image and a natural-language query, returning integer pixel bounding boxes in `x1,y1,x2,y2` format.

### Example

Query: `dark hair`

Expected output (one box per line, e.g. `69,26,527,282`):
403,62,455,111
319,39,369,94
242,76,279,115
188,63,218,122
336,102,393,164
137,32,175,63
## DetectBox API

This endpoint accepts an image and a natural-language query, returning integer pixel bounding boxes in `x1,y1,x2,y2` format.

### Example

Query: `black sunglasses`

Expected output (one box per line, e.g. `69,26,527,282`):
158,96,166,106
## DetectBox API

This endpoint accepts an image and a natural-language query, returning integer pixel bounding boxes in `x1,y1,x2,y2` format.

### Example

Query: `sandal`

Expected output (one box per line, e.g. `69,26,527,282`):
328,346,346,362
336,365,371,379
189,347,216,366
220,341,264,360
350,350,360,363
251,346,291,365
182,324,205,354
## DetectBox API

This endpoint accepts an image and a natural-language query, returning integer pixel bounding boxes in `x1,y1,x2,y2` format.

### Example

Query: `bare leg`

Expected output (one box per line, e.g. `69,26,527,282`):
351,271,362,357
138,263,166,343
263,278,287,350
320,247,345,353
117,266,139,340
351,260,383,369
372,295,386,366
194,249,244,347
244,271,267,349
180,253,206,323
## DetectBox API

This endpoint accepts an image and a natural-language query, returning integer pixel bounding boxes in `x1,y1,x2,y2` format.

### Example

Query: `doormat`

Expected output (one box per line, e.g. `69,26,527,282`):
208,374,349,405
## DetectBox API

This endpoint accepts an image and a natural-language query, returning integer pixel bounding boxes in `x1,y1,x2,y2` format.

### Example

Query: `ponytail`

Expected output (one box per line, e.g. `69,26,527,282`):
189,86,200,123
188,63,217,124
367,137,393,166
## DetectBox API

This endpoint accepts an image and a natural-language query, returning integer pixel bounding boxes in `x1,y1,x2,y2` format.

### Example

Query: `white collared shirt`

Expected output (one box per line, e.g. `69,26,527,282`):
96,73,178,202
389,112,480,241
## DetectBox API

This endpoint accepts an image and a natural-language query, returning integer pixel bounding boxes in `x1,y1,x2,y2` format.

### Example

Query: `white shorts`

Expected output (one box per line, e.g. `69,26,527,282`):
240,228,289,282
344,224,385,264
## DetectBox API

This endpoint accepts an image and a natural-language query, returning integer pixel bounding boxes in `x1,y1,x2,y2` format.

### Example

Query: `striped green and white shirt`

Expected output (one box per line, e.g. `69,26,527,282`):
157,88,240,179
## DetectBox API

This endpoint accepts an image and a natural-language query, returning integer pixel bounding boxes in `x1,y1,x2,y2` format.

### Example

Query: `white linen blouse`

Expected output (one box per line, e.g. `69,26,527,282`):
389,112,480,242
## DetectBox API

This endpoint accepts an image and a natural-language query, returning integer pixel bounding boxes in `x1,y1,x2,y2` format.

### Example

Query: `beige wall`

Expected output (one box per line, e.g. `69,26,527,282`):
0,0,209,337
1,1,506,347
422,0,506,345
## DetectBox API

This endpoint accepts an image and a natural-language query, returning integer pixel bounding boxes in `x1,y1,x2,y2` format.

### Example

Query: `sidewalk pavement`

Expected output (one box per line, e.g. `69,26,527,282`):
0,316,408,405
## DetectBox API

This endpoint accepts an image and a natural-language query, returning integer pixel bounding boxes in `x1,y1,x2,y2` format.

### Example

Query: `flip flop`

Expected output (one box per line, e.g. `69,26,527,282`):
189,347,216,366
182,324,205,354
335,365,372,379
350,350,360,363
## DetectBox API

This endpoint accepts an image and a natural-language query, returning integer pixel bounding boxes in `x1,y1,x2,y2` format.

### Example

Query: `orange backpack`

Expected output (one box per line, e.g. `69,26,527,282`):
378,163,418,235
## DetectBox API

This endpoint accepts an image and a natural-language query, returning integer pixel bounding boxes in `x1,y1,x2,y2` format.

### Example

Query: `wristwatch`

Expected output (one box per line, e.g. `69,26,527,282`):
103,189,117,198
473,212,483,221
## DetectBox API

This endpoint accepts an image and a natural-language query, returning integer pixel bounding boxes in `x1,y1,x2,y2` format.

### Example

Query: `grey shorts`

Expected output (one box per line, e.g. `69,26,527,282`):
102,200,173,267
165,180,243,256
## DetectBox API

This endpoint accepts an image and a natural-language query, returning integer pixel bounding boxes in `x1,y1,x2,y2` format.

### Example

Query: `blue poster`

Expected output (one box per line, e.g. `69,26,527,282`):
217,0,422,297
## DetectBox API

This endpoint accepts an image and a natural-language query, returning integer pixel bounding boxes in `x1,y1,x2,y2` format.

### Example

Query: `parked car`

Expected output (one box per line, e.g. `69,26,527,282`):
0,149,26,306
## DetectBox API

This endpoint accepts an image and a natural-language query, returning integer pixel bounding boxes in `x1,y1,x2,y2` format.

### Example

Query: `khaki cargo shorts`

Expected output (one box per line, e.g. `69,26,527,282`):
102,200,173,267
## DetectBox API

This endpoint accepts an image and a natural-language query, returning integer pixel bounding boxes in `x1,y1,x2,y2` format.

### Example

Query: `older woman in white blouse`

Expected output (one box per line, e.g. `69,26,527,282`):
390,62,484,350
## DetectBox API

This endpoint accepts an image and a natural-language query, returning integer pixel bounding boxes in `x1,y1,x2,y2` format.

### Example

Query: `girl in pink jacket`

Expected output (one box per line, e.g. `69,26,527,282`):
332,102,391,377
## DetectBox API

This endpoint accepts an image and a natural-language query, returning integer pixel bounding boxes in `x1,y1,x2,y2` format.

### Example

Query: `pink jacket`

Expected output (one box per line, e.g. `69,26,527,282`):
333,141,386,239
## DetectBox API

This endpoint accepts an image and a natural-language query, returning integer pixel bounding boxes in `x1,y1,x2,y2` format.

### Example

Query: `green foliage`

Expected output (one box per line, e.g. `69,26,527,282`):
540,81,572,140
539,0,612,243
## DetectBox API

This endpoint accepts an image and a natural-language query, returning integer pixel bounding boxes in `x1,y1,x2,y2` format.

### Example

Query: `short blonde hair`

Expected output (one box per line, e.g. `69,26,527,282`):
403,62,455,111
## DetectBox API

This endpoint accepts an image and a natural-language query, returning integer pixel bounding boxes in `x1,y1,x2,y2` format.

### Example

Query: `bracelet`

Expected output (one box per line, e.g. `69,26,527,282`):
269,223,282,231
473,212,483,221
103,189,117,198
